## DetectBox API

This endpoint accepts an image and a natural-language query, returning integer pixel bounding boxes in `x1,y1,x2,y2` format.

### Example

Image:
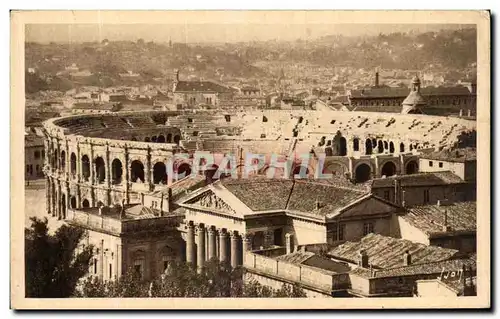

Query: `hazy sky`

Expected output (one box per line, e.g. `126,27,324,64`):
26,23,473,44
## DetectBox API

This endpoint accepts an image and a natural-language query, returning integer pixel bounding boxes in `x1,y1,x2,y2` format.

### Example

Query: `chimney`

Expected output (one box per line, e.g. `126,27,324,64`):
358,249,369,268
375,71,380,87
403,250,412,266
315,200,322,210
162,187,173,215
394,179,401,205
442,208,450,232
285,233,294,254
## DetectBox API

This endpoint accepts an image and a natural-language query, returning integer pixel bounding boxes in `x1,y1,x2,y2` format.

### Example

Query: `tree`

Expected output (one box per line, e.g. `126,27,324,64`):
25,217,94,298
78,259,307,298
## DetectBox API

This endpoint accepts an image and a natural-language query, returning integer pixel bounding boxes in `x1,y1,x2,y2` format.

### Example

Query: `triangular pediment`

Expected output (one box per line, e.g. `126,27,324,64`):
328,195,400,220
186,189,238,215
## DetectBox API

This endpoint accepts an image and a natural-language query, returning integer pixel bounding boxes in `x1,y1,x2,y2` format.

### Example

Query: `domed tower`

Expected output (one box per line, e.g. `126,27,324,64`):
401,75,427,114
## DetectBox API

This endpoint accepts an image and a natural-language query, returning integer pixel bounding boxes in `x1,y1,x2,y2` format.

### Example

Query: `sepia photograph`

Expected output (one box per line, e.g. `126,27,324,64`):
10,10,490,309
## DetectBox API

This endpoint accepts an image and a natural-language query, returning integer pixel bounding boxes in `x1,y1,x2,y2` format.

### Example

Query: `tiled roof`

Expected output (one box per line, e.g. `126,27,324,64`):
373,258,475,278
402,91,427,106
402,201,476,235
350,86,472,99
420,147,477,162
174,80,234,93
370,171,465,189
276,251,351,274
351,105,402,113
220,179,366,215
328,233,459,269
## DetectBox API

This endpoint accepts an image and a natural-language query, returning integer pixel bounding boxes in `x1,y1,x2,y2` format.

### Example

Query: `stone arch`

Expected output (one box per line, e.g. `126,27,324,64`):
371,138,377,148
94,156,106,184
176,163,192,180
131,160,145,183
157,246,177,275
323,162,348,177
132,250,146,279
400,142,405,153
157,134,166,143
406,160,419,175
354,163,371,183
365,139,373,155
131,137,137,141
60,150,66,170
153,162,168,184
389,142,395,154
383,141,389,150
377,141,384,153
381,161,397,177
82,199,90,208
70,152,77,175
111,158,123,184
70,196,77,209
144,137,151,142
339,136,347,156
173,135,181,144
167,133,172,143
152,136,158,143
409,144,413,151
353,138,360,152
81,155,90,181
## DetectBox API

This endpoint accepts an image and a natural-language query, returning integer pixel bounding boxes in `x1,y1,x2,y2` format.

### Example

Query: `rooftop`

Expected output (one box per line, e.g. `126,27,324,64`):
175,80,234,93
25,134,44,148
275,251,351,274
328,233,460,269
370,171,465,189
402,201,476,236
420,147,477,162
350,86,473,99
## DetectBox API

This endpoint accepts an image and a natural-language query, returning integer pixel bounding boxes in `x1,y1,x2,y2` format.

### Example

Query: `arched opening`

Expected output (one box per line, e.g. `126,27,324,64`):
365,139,373,155
166,133,172,143
157,135,166,143
355,164,371,183
353,138,360,152
131,137,137,141
176,163,192,180
377,141,384,153
60,151,66,170
158,246,177,275
389,142,395,153
152,136,158,143
153,162,168,184
144,137,150,142
409,144,413,151
70,196,77,209
81,155,90,181
173,135,181,144
111,159,123,184
292,165,309,179
325,147,333,157
384,141,389,150
82,199,90,208
94,157,106,184
61,193,66,219
339,137,347,156
400,143,405,153
133,250,146,280
372,138,377,148
70,152,77,175
381,161,397,177
131,160,145,183
406,161,418,175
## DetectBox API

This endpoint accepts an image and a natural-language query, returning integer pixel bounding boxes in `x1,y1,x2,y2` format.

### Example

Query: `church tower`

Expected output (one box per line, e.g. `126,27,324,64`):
401,75,427,114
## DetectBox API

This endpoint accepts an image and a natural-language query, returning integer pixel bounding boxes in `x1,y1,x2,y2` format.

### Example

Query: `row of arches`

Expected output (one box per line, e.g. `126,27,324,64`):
353,160,419,183
129,134,181,144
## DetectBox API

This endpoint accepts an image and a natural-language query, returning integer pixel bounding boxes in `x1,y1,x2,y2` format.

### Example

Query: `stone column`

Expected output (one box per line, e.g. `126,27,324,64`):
90,144,95,185
65,140,70,177
146,149,152,191
197,224,206,270
105,144,111,188
242,233,253,263
124,146,130,204
45,177,51,215
76,143,81,182
230,232,240,268
207,226,217,261
99,240,104,279
186,222,196,267
219,229,229,264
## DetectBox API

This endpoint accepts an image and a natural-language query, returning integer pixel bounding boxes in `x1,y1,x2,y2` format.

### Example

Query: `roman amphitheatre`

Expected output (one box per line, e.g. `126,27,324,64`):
43,109,476,219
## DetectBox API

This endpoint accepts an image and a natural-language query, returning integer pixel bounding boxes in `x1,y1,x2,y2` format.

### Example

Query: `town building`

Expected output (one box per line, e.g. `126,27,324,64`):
418,147,476,182
25,132,45,180
172,70,235,108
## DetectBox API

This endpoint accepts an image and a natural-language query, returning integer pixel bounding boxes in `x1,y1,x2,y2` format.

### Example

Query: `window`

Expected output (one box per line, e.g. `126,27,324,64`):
260,134,266,138
339,224,346,241
93,258,98,274
262,116,268,123
363,222,374,236
193,131,199,137
26,165,30,173
429,161,433,167
384,190,390,201
42,150,45,159
109,264,112,279
224,115,231,122
34,150,41,159
424,189,430,204
439,162,443,168
188,118,193,123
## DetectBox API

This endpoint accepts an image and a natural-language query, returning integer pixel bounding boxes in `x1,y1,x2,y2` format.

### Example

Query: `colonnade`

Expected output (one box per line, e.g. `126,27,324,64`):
184,221,253,269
